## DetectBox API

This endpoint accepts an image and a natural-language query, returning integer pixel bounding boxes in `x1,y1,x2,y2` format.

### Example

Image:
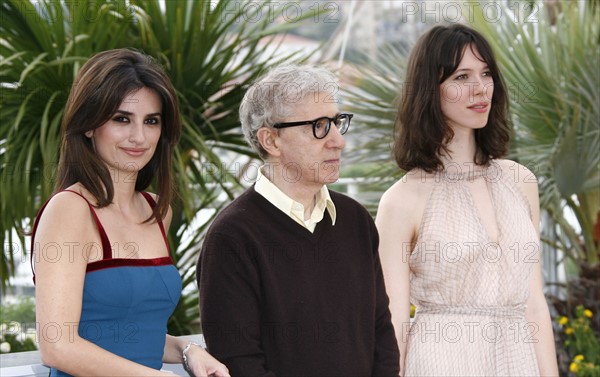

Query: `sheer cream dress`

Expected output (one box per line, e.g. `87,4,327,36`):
405,161,540,376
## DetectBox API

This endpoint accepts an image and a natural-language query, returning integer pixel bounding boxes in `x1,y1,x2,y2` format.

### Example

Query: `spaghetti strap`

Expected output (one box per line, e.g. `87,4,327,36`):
62,190,113,259
139,192,170,254
30,190,113,284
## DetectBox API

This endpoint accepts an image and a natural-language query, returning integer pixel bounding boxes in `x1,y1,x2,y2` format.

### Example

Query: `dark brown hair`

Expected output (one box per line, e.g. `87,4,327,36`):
393,24,511,172
56,48,181,222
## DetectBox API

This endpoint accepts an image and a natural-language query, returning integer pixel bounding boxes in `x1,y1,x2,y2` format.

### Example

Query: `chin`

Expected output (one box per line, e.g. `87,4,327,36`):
323,176,340,185
472,121,488,129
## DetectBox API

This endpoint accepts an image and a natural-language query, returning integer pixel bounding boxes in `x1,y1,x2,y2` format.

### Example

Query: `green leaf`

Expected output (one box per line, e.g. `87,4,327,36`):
0,0,328,332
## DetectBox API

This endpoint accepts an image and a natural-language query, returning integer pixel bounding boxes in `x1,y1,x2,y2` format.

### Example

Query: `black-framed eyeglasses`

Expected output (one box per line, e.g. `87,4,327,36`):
273,113,353,139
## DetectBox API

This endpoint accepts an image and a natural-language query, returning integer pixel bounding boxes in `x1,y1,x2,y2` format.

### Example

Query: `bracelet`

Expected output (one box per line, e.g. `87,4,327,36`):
182,341,200,373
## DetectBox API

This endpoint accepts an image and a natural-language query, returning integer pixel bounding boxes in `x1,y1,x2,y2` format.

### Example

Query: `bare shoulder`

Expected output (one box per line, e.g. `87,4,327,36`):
37,188,94,227
144,191,158,201
142,191,172,227
495,159,538,183
33,188,99,265
377,169,435,234
495,159,539,195
34,188,96,240
495,159,540,225
380,171,427,209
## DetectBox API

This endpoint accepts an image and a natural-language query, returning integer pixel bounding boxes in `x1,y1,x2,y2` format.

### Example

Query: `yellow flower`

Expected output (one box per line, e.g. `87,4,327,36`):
574,355,585,362
570,362,579,373
583,309,593,318
565,327,574,335
559,316,569,326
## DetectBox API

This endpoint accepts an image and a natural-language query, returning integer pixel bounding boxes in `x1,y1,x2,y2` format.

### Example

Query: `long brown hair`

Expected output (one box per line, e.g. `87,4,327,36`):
393,24,511,173
56,48,181,222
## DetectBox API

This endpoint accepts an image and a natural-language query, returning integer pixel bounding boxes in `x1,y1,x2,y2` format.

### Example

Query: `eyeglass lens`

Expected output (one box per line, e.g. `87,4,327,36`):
314,115,351,139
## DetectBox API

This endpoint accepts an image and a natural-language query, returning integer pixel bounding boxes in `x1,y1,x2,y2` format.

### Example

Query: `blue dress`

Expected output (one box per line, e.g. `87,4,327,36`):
31,191,182,375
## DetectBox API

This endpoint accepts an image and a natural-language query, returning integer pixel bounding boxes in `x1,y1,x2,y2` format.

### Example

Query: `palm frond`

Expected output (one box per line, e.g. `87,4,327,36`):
470,0,599,266
341,1,598,268
1,0,327,334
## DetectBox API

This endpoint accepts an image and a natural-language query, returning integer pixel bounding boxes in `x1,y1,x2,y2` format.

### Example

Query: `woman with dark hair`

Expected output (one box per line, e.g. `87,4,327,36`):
31,48,229,376
376,24,559,376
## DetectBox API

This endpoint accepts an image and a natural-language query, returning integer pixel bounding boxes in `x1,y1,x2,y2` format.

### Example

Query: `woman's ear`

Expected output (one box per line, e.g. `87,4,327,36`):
85,130,94,138
257,127,280,157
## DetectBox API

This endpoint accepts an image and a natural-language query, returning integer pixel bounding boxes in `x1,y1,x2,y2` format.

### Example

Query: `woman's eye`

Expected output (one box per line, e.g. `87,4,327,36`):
145,118,160,125
455,74,467,80
113,116,129,123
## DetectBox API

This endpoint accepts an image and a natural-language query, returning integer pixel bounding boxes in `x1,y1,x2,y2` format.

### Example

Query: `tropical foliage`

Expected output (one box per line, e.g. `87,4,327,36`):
468,3,600,371
469,0,599,270
345,0,599,269
341,44,407,213
343,1,599,372
0,0,318,334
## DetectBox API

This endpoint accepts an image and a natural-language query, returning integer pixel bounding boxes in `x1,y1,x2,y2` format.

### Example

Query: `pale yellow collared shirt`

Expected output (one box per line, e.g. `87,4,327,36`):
254,166,337,233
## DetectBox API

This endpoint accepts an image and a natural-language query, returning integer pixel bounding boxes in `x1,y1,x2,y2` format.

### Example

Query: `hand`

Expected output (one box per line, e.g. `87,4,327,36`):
184,345,230,377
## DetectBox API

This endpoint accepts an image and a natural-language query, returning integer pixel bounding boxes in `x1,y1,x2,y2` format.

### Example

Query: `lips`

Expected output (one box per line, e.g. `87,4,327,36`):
468,102,490,113
121,147,147,157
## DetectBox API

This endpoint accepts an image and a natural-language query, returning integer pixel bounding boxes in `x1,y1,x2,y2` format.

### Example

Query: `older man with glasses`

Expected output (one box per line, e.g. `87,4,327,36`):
197,64,400,376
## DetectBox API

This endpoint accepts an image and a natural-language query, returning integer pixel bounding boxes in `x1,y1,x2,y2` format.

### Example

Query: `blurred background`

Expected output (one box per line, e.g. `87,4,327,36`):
1,1,598,375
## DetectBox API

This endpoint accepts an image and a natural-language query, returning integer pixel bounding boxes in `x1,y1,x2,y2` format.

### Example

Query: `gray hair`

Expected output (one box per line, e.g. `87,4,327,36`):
239,64,339,160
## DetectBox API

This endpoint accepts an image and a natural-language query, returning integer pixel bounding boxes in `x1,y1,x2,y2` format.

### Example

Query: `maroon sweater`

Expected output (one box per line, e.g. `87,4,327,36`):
198,187,399,377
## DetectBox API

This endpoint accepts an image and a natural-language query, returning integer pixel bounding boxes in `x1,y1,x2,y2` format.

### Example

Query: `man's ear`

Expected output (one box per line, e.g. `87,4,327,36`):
85,130,94,138
257,127,280,157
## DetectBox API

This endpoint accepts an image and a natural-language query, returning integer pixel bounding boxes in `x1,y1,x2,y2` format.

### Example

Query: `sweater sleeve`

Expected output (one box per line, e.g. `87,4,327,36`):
369,217,401,376
197,230,277,377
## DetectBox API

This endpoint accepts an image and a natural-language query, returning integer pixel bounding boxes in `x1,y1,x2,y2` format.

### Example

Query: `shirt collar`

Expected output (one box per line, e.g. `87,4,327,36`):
254,166,337,228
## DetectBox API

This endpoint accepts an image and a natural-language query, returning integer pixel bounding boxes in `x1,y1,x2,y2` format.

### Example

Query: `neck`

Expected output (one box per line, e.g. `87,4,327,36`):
443,128,479,170
263,162,321,217
108,169,140,211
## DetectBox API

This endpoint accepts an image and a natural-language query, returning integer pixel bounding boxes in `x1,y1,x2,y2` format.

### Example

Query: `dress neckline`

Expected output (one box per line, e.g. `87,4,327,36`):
434,161,497,181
